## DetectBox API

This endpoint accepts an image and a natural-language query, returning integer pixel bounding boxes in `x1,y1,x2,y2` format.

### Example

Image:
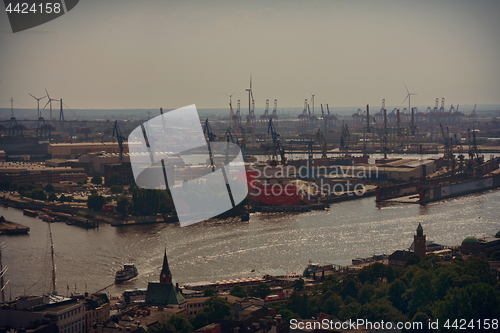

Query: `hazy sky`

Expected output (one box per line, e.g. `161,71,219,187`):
1,0,499,112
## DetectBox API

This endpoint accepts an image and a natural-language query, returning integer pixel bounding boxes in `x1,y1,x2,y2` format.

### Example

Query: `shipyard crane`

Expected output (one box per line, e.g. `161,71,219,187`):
469,104,477,124
203,118,217,142
321,104,328,133
224,127,238,144
439,123,449,153
227,97,241,134
315,129,328,159
267,118,285,164
439,123,454,164
340,123,350,156
112,120,126,162
454,133,463,153
467,127,479,159
267,118,280,149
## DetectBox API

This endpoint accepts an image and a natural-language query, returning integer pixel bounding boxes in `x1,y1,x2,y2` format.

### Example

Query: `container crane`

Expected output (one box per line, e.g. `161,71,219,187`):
260,99,270,122
271,99,278,119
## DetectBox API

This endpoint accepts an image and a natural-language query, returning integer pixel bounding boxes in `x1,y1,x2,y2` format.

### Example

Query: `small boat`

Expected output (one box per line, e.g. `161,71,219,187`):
115,263,138,283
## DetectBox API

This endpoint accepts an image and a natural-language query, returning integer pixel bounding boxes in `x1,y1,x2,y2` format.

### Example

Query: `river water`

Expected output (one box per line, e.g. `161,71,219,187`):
1,183,499,300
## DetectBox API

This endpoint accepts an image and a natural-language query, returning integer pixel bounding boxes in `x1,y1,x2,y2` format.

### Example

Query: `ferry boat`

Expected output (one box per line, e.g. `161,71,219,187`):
115,263,138,283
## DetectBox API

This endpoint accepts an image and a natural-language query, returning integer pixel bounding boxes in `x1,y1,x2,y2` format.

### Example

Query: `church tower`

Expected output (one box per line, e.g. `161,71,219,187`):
160,249,172,284
414,223,426,257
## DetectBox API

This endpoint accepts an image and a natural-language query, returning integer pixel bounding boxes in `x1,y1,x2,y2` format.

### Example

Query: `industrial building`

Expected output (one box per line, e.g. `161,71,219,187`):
0,162,87,187
48,142,127,159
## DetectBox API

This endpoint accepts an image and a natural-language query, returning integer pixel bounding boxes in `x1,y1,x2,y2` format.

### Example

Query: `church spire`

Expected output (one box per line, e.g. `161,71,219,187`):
160,249,172,284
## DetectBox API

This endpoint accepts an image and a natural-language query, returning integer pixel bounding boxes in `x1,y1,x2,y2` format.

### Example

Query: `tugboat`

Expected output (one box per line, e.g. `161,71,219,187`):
115,263,138,283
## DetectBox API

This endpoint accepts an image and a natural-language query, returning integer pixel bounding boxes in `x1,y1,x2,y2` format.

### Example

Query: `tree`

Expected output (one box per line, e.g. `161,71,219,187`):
407,270,434,316
318,290,343,316
203,296,231,322
287,291,310,319
405,254,421,268
91,175,102,185
292,278,305,291
190,311,210,330
248,283,272,299
147,314,192,333
358,298,407,323
87,194,106,211
116,196,129,215
230,284,247,298
0,216,5,222
340,276,359,300
29,187,46,201
203,288,215,297
489,250,500,261
106,172,121,186
110,185,124,194
433,283,500,322
48,193,58,202
45,183,54,192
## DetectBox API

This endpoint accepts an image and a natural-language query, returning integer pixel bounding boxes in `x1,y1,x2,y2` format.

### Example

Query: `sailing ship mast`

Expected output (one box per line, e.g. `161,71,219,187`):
0,242,9,302
48,224,57,294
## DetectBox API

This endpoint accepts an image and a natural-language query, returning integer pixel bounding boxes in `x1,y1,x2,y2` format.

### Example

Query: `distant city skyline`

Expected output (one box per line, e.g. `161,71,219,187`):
1,0,499,110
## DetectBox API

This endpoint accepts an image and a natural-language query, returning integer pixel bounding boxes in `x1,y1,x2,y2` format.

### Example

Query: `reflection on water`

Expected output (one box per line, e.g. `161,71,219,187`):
1,187,499,298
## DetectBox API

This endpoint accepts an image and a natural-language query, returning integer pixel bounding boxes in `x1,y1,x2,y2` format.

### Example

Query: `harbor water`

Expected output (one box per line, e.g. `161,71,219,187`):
1,187,499,299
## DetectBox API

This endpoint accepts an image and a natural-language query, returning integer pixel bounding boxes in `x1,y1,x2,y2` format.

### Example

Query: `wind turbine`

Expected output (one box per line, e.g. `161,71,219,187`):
245,75,255,122
43,89,59,120
403,84,417,114
29,93,47,118
403,85,417,135
222,91,236,106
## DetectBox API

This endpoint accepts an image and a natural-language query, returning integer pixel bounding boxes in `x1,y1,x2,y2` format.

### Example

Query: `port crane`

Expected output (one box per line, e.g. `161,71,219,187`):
203,118,217,142
440,123,455,166
315,129,328,159
112,120,126,162
340,123,350,156
260,99,270,123
271,99,278,119
224,127,238,144
267,118,285,164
